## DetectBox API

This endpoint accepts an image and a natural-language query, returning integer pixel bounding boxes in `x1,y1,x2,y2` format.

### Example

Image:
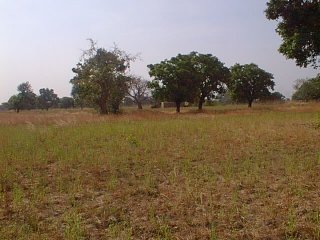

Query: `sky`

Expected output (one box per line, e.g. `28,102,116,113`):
0,0,319,103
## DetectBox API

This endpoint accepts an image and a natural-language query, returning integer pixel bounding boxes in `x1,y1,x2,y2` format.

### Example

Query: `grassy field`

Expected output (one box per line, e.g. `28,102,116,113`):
0,103,320,239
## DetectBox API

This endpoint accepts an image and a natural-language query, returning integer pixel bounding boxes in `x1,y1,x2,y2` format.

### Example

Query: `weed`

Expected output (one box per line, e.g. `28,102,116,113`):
64,211,86,240
156,223,172,240
312,209,320,239
127,134,139,147
12,184,24,210
316,113,320,129
107,175,118,191
106,222,133,239
285,208,298,239
210,223,218,240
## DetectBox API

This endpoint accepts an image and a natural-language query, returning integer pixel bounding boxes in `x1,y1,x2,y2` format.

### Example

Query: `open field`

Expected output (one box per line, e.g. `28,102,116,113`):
0,103,320,239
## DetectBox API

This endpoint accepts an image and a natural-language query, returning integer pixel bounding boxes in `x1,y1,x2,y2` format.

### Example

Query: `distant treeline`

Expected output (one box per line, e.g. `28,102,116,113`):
0,80,154,112
0,82,75,112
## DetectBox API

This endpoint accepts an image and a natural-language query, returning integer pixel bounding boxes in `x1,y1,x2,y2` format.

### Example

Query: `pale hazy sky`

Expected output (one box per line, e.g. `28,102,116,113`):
0,0,318,103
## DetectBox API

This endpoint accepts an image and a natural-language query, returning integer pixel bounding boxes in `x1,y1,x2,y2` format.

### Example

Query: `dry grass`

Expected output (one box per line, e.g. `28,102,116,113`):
0,102,318,126
0,102,320,239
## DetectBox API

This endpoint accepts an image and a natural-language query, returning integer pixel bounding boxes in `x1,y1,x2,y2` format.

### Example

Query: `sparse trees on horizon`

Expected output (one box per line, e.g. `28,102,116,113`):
4,82,75,112
68,48,284,113
2,59,287,113
148,52,231,112
229,63,275,107
6,49,316,113
3,0,320,114
147,56,286,110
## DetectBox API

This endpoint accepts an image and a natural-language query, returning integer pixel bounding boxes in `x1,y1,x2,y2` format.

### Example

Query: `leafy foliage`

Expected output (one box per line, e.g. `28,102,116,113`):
6,82,75,111
38,88,59,110
0,102,10,110
261,91,287,102
148,53,198,112
265,0,320,68
229,63,275,107
59,97,75,109
148,52,229,112
108,75,129,113
190,52,230,110
70,40,135,114
8,82,37,112
8,95,23,113
269,91,286,101
292,75,320,101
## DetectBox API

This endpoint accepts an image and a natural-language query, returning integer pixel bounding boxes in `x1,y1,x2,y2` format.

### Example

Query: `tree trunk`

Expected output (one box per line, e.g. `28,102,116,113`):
98,90,109,114
176,102,181,113
198,97,205,110
99,100,108,114
137,102,143,109
248,99,253,108
111,103,120,114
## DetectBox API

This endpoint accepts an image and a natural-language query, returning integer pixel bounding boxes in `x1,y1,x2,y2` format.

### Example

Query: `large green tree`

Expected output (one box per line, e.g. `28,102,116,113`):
148,54,198,113
8,82,36,112
190,52,230,110
8,95,23,113
149,52,230,111
18,82,37,110
70,40,135,114
229,63,275,107
38,88,59,110
265,0,320,68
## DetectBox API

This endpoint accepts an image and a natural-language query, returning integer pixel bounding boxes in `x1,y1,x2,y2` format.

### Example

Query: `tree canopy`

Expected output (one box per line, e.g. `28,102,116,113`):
265,0,320,68
229,63,275,107
38,88,59,110
6,82,75,112
292,75,320,101
8,82,37,112
261,91,287,102
190,52,230,110
8,95,23,113
148,53,198,113
59,97,75,109
148,52,230,112
70,40,135,114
